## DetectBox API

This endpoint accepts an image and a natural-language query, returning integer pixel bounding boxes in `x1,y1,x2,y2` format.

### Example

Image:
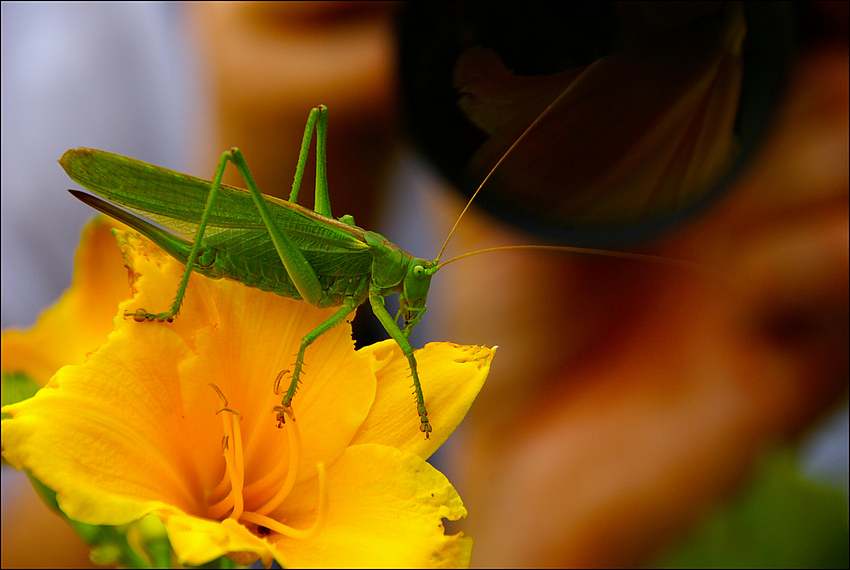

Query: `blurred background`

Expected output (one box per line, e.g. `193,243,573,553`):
2,2,847,567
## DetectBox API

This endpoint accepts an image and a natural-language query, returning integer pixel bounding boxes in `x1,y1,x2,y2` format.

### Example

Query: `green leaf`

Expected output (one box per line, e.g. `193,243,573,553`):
653,448,849,569
1,371,41,418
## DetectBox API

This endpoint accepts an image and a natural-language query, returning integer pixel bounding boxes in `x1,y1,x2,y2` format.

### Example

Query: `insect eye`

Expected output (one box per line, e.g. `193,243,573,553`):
413,265,425,278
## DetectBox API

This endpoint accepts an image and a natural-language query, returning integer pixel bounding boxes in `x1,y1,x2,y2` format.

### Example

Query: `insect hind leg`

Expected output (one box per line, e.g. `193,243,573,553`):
124,149,234,323
288,105,331,219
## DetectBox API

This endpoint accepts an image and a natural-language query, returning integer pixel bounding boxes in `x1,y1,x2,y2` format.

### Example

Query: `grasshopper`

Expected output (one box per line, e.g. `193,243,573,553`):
61,106,443,436
60,104,688,438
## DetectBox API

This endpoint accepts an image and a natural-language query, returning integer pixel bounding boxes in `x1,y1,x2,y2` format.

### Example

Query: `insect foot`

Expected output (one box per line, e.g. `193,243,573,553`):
420,406,432,439
125,308,174,323
272,370,298,429
272,404,294,429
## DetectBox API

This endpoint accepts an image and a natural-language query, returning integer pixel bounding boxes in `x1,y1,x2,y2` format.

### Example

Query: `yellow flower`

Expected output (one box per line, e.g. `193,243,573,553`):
2,223,493,567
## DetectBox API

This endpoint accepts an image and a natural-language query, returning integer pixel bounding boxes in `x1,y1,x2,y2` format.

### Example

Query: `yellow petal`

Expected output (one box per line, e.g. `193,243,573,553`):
1,217,128,388
270,443,472,568
159,510,274,567
352,341,494,459
2,324,204,523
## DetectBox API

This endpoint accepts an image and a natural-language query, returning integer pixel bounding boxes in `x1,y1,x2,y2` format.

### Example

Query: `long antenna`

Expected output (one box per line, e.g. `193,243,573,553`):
434,60,600,264
435,244,713,275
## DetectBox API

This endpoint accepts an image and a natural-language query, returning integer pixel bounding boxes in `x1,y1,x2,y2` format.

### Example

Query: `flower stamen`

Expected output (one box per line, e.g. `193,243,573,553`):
205,384,322,541
240,462,328,540
273,370,289,395
206,384,245,521
226,410,245,520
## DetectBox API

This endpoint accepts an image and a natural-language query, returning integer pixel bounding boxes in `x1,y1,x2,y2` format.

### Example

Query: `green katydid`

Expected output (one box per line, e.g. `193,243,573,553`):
60,104,698,439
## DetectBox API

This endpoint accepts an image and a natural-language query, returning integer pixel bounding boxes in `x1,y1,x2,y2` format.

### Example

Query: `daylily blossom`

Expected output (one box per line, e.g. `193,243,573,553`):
2,220,493,567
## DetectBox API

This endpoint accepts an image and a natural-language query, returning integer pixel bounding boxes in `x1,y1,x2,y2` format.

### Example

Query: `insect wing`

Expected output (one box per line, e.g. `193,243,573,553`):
61,148,373,280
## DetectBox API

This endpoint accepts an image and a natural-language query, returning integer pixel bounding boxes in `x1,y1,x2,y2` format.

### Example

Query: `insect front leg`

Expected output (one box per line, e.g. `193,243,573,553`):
397,304,427,341
369,292,432,438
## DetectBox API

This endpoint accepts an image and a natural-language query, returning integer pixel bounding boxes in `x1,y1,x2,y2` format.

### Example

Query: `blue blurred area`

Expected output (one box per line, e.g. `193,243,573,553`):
1,2,197,330
800,405,850,501
1,5,199,566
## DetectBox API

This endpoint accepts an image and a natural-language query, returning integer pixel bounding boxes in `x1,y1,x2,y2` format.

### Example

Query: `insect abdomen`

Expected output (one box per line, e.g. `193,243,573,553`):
197,242,372,308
